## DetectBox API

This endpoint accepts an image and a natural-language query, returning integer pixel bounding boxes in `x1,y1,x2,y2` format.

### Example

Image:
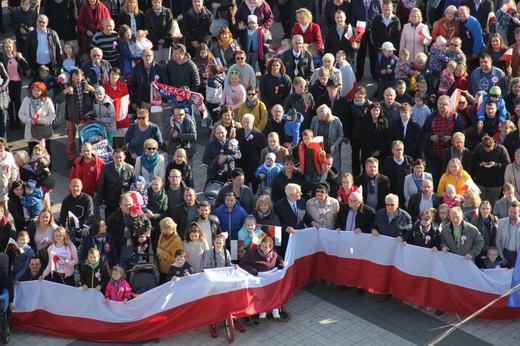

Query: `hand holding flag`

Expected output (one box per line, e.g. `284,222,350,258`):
355,21,366,43
500,48,513,61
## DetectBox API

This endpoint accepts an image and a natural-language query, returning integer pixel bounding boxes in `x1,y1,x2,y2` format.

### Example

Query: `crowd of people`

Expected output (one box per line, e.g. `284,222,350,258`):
1,0,520,338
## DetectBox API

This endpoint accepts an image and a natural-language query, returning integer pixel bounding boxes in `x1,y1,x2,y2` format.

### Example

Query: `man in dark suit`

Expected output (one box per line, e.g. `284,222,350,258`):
380,140,413,209
280,35,314,81
388,103,422,160
441,132,474,175
274,183,310,257
336,191,375,233
171,188,198,239
407,179,442,222
236,113,267,191
370,1,401,57
355,157,391,211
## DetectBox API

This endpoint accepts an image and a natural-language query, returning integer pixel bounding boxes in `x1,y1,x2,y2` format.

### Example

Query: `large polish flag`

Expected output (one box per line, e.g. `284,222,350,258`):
11,230,520,343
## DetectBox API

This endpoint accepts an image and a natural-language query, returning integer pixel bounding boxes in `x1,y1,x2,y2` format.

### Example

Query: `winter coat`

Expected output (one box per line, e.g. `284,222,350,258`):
105,278,132,301
92,96,116,133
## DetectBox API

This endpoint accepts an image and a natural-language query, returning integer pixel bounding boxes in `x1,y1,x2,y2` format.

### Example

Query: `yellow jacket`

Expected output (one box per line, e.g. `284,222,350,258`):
437,170,472,197
157,233,184,274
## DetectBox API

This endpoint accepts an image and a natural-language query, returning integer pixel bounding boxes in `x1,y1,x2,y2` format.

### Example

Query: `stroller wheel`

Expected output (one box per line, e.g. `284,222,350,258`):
278,309,291,322
241,316,253,326
2,323,9,344
224,318,235,343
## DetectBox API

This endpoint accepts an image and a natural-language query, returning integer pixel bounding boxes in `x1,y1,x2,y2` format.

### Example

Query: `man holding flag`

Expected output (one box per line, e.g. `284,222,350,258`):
350,0,382,80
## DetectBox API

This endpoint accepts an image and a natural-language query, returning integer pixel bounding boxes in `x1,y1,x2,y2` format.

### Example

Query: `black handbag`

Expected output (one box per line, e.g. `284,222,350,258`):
31,123,54,140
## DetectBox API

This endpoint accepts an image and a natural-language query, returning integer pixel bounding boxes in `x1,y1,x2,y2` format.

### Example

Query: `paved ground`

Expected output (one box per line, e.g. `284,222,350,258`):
1,3,520,346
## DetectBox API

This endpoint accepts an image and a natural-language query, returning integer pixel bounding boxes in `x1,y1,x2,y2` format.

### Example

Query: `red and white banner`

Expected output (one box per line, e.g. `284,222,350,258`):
11,229,520,342
500,48,513,61
153,81,207,117
112,94,129,122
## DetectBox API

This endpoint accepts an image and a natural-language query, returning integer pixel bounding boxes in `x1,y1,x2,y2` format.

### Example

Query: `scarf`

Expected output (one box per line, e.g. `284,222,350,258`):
263,163,275,171
0,214,8,227
257,210,271,219
246,0,257,13
218,36,234,51
353,99,366,106
141,151,159,175
245,97,258,110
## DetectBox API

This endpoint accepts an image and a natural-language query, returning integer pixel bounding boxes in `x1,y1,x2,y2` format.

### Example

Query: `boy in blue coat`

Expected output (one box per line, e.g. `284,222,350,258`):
376,42,398,98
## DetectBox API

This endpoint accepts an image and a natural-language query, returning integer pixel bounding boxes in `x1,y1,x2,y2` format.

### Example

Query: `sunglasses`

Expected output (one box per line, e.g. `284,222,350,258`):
230,70,240,75
146,147,157,151
419,217,430,221
137,117,146,120
316,190,326,194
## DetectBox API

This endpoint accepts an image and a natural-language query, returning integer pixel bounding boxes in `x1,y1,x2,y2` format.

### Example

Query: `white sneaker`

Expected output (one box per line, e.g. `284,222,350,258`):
272,309,280,319
259,312,267,319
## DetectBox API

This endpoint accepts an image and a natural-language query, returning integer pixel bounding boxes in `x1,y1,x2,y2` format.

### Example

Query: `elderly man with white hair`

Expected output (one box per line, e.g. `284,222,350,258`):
280,34,314,81
336,190,375,233
309,53,342,87
372,193,412,242
274,183,310,257
236,113,267,191
80,47,112,86
441,206,484,261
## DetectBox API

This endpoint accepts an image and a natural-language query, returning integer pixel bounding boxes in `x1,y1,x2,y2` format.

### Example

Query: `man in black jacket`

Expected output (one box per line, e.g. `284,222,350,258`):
407,179,442,222
25,14,62,75
355,157,391,211
59,179,94,244
96,149,135,220
380,140,413,208
189,200,222,242
441,132,474,175
336,191,375,233
106,193,134,264
145,0,176,63
370,0,401,57
181,0,213,57
280,35,314,81
172,188,199,239
166,43,201,91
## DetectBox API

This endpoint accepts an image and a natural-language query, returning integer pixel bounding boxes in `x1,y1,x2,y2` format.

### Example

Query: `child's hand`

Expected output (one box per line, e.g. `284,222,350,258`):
95,285,102,291
123,299,128,304
184,272,191,277
258,173,266,180
82,284,88,291
105,297,110,302
172,276,180,281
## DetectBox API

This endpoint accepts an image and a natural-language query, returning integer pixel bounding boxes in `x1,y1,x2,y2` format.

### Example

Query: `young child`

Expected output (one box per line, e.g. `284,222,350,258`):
255,152,284,189
130,175,149,212
437,60,457,95
411,92,431,128
217,138,239,180
443,184,462,208
238,215,266,258
11,0,37,53
203,233,233,338
166,149,194,188
395,79,413,104
376,42,398,97
477,86,508,124
182,222,209,273
394,48,414,82
428,36,450,77
277,38,291,57
204,233,232,269
308,42,323,69
417,78,436,109
12,231,35,283
133,30,153,58
482,246,505,269
298,129,326,184
244,15,263,73
126,203,152,242
30,65,58,99
105,265,132,303
221,70,246,114
92,85,116,146
205,64,225,126
133,228,152,264
493,119,516,144
81,248,110,292
21,179,43,218
283,108,304,149
167,249,194,281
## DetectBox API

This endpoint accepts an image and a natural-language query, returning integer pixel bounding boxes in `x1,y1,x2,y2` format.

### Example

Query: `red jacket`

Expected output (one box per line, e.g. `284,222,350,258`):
105,278,132,302
70,155,105,196
298,141,326,175
77,3,111,53
291,22,323,51
103,81,131,129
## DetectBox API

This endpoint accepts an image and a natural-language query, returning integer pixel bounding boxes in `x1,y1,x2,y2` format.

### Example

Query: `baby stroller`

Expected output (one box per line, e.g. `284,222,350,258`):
78,121,114,163
128,263,160,296
202,180,226,207
0,253,10,344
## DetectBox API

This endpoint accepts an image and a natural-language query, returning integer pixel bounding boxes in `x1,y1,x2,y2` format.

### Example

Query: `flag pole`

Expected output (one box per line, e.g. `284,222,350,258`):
426,282,520,345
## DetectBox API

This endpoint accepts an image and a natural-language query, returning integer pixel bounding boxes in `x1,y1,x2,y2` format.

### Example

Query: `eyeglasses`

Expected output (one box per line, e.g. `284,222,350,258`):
247,93,256,96
235,57,245,60
137,117,146,120
146,147,157,151
419,217,430,221
316,190,326,194
230,70,240,75
142,54,153,57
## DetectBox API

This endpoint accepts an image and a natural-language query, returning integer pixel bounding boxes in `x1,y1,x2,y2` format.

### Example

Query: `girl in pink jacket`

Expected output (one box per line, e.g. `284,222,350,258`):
105,266,132,304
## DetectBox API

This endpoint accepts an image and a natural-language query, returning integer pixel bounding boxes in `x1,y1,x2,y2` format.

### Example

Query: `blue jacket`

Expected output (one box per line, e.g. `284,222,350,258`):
459,16,485,56
376,54,398,82
374,208,412,239
21,188,43,218
213,201,247,240
477,96,507,123
255,163,284,188
283,113,304,145
117,39,134,77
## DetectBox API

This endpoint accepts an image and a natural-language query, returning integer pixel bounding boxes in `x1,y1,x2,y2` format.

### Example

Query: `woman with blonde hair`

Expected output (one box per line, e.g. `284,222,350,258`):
310,104,344,172
291,8,323,51
157,217,183,284
400,8,431,61
134,138,165,182
117,0,145,36
437,158,472,197
39,226,78,286
431,5,459,41
210,27,240,68
461,188,481,222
